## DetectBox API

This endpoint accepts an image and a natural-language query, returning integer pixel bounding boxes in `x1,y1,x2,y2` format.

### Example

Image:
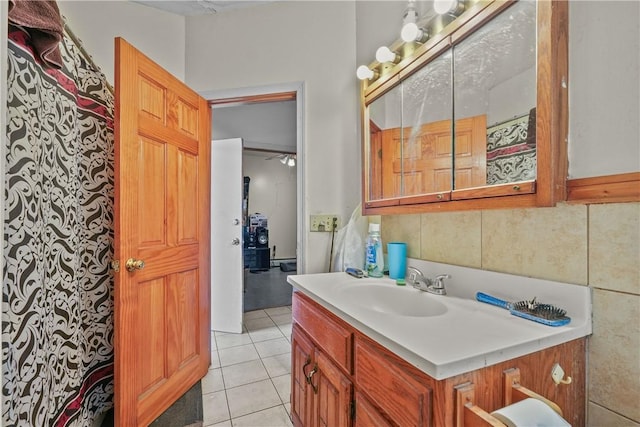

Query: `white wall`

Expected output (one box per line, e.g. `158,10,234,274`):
57,0,186,84
213,102,297,153
243,151,297,260
569,1,640,178
185,1,360,274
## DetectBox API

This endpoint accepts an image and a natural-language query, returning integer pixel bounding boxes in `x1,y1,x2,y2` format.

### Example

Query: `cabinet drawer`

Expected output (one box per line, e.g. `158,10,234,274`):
292,293,353,374
355,337,432,426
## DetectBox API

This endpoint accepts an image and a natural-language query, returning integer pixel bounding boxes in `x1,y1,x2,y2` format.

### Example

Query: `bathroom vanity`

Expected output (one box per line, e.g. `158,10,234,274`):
288,264,591,427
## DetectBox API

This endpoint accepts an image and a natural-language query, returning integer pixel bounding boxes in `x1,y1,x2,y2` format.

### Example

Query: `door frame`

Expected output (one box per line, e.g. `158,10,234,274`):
200,82,306,275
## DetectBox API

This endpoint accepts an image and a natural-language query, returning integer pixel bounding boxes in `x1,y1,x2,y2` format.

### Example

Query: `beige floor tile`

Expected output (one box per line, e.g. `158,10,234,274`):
215,331,253,350
245,316,277,332
209,421,232,427
254,338,291,359
210,331,217,350
269,313,292,326
202,390,229,426
271,374,291,404
210,351,221,369
201,367,224,394
218,343,259,367
232,405,292,427
249,325,286,343
265,306,291,316
226,379,282,419
278,323,292,341
222,359,269,389
262,353,291,377
243,309,268,320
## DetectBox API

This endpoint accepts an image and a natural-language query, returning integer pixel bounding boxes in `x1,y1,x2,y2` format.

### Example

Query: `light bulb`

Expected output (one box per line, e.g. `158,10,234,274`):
356,65,375,80
375,46,398,64
401,23,428,43
287,157,295,167
401,22,420,42
280,155,288,165
434,0,457,15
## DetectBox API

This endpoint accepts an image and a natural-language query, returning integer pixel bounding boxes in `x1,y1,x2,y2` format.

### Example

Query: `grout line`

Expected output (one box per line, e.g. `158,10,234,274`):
207,306,292,427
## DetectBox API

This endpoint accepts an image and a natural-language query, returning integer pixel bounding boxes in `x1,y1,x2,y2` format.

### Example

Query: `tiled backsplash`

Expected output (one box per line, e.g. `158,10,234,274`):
381,202,640,426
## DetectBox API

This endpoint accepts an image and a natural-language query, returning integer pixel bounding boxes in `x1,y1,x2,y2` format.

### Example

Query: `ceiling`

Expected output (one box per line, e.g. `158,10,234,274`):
131,0,272,16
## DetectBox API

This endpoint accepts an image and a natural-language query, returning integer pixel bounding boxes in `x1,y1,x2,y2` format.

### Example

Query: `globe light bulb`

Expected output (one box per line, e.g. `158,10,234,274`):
356,65,375,80
375,46,397,63
434,0,457,15
404,22,422,42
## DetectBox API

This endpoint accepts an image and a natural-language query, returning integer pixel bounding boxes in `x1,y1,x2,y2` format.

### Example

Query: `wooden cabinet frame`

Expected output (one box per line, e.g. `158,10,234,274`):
361,0,568,215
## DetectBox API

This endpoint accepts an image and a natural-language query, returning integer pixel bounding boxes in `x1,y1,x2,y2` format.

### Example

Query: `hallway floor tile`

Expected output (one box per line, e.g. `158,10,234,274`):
203,306,293,427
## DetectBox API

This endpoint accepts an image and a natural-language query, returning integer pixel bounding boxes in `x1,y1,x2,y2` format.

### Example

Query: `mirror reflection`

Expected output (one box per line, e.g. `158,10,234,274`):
401,50,453,196
453,0,537,189
365,0,538,204
369,83,402,200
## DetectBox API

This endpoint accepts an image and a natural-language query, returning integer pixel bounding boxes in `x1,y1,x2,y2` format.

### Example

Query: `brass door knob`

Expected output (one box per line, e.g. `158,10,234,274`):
125,258,145,272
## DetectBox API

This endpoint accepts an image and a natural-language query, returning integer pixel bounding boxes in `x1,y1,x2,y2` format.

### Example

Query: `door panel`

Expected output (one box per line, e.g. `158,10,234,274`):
115,37,211,426
210,138,244,333
292,325,315,427
381,115,487,198
316,351,352,427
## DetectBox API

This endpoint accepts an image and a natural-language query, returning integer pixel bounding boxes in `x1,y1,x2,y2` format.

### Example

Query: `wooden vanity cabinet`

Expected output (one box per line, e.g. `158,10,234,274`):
292,294,355,427
291,292,586,427
291,325,353,427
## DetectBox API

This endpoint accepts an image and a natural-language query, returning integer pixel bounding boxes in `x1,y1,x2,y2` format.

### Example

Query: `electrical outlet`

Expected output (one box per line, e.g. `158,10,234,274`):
310,215,340,232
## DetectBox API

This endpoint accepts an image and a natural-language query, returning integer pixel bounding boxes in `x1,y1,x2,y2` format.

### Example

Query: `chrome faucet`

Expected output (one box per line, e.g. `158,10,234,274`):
407,267,450,296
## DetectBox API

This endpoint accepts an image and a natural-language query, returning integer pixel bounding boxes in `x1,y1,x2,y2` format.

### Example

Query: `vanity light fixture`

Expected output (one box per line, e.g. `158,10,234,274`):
356,65,378,81
375,46,400,64
400,0,429,43
434,0,464,16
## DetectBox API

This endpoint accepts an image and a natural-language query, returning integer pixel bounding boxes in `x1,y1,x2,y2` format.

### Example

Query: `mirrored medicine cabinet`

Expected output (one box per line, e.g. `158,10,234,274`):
361,0,568,214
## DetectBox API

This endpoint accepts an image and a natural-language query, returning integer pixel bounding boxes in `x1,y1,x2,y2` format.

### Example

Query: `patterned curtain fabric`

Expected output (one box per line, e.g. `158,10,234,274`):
3,26,114,426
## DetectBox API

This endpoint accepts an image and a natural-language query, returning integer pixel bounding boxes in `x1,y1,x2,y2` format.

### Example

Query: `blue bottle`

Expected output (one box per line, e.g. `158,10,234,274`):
365,223,384,278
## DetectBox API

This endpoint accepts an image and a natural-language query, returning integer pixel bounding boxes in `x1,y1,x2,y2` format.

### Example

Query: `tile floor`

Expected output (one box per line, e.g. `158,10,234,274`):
202,306,294,426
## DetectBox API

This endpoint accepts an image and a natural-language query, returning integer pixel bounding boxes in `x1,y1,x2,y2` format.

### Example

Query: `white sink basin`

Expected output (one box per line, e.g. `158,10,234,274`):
339,282,448,317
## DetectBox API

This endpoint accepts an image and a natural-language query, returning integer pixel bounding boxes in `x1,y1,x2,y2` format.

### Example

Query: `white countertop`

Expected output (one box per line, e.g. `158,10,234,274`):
287,260,592,380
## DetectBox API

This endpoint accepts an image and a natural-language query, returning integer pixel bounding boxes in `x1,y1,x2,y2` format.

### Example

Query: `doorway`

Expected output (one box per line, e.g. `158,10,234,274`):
205,84,303,316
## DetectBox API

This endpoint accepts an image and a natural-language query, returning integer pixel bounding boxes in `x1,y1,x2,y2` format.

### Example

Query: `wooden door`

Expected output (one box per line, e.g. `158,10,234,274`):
453,115,487,189
381,115,487,198
315,351,352,427
292,325,316,427
114,38,211,425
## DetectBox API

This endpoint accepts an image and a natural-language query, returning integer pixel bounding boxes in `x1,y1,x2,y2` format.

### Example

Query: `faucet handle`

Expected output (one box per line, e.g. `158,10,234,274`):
432,274,451,289
407,266,424,285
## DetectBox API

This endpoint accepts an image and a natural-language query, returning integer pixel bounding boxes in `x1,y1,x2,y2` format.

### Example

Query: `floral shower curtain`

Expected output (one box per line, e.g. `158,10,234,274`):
3,25,114,425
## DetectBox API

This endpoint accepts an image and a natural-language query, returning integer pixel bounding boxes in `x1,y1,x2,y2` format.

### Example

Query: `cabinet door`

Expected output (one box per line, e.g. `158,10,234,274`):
292,325,315,427
356,338,433,426
354,392,393,427
315,351,353,427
